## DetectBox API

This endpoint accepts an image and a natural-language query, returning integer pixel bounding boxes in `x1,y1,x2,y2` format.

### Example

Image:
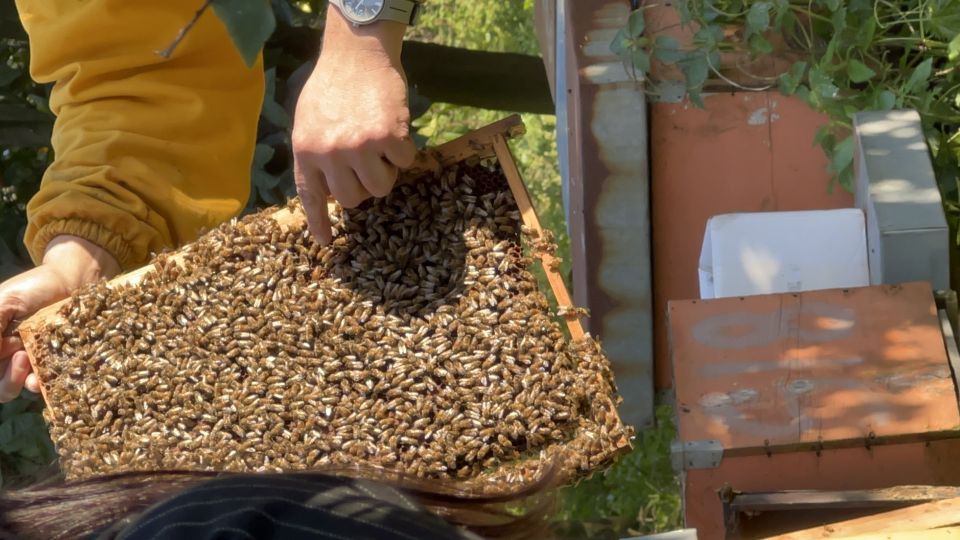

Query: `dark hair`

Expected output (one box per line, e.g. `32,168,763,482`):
0,464,557,540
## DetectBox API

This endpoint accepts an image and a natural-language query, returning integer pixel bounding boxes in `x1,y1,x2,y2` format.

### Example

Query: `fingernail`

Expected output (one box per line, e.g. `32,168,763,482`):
25,373,39,394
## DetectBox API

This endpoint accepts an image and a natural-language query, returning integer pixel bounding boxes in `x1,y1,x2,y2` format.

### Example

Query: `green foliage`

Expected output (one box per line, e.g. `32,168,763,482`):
411,0,572,293
0,32,57,486
211,0,277,67
0,392,57,487
612,0,960,196
554,406,682,539
406,0,540,54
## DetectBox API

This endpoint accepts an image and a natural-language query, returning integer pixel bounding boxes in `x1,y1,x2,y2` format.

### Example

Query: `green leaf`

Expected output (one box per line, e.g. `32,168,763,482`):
809,64,838,98
903,58,933,94
822,36,839,64
263,67,278,101
877,89,896,110
829,135,854,173
0,64,18,88
778,74,796,95
777,61,808,95
687,87,706,108
857,16,876,49
630,48,651,74
260,68,290,128
949,34,960,63
748,34,773,55
253,143,275,170
745,2,771,38
772,0,791,26
654,35,685,64
846,59,876,83
701,1,722,23
610,29,629,56
211,0,276,68
814,125,832,148
831,6,847,33
626,9,645,38
680,53,709,91
262,101,290,128
929,3,960,40
820,0,840,11
692,24,723,50
676,0,693,23
837,165,854,191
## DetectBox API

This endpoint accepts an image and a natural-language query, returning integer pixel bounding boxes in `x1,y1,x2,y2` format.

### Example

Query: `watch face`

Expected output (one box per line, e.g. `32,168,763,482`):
341,0,385,23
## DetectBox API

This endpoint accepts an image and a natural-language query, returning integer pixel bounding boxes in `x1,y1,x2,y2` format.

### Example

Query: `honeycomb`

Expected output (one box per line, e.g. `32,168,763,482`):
31,161,632,486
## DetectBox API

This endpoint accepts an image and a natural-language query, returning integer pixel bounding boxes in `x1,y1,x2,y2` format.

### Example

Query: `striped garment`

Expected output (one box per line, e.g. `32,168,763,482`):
89,475,481,540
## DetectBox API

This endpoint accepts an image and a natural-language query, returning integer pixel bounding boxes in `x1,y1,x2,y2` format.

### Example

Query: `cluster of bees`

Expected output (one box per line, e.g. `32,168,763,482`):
35,161,631,485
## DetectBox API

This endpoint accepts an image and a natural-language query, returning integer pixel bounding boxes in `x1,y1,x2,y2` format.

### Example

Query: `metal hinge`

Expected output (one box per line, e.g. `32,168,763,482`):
671,440,724,472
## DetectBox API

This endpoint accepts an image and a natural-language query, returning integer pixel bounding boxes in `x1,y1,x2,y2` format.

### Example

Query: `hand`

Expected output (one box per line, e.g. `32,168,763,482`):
292,7,417,245
0,236,119,402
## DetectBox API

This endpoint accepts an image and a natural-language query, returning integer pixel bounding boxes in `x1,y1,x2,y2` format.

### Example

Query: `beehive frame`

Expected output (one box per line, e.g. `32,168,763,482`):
19,116,630,487
18,114,592,434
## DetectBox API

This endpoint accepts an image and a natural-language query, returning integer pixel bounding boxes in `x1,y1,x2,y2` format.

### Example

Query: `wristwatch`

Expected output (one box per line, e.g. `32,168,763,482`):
330,0,421,26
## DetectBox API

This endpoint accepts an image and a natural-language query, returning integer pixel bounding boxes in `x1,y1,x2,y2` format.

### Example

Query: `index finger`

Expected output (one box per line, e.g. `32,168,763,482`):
294,156,334,246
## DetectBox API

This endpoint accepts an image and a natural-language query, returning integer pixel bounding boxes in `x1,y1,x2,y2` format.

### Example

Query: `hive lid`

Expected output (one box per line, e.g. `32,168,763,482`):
668,282,960,457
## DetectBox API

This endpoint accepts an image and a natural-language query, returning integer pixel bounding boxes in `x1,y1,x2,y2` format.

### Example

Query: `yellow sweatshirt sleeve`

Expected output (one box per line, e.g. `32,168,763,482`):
15,0,265,270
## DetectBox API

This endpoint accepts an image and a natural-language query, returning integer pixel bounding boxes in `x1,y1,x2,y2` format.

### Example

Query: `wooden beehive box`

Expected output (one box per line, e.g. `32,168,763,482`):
17,115,632,485
668,282,960,540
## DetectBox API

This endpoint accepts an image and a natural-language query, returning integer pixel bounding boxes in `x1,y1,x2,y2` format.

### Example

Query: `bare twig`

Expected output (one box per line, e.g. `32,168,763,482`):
157,0,213,59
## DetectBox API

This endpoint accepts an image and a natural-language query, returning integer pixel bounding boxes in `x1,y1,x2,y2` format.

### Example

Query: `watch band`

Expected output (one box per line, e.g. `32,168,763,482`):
379,0,420,25
330,0,421,26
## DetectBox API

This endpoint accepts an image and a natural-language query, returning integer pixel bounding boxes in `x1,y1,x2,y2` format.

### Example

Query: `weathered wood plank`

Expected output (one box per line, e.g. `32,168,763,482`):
767,496,960,539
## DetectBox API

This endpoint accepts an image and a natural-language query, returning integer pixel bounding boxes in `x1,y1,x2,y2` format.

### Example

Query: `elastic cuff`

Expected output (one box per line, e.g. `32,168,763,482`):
29,218,137,271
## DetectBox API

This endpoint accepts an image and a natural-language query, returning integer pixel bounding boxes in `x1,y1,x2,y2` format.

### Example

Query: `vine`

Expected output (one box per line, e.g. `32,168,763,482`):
612,0,960,200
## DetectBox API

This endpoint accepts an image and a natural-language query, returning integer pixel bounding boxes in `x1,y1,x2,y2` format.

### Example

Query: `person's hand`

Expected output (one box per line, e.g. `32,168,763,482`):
0,236,120,402
292,7,417,245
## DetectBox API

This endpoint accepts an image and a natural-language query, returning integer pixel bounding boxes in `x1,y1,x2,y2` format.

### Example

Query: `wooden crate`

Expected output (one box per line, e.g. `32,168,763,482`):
668,282,960,540
726,486,960,538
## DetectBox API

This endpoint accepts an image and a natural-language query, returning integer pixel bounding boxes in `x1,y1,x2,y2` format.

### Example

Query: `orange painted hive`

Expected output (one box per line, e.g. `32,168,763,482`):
668,282,960,539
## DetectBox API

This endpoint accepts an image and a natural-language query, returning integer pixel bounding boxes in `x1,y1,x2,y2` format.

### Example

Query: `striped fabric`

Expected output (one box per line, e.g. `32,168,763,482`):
89,475,482,540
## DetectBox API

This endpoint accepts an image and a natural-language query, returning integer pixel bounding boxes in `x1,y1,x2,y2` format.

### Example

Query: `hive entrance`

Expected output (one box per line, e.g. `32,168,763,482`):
20,116,632,487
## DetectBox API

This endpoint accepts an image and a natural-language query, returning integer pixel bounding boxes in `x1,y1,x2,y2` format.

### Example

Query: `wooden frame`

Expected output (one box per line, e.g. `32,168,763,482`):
726,486,960,538
17,114,587,405
765,495,960,539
